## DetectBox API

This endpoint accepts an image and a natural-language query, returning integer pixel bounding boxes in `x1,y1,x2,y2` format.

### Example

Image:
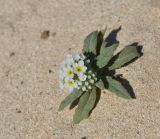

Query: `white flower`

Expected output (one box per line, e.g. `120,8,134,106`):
65,54,74,66
85,82,89,86
88,70,92,74
78,81,82,86
92,73,95,77
87,75,91,79
94,77,97,81
90,79,94,84
82,86,86,91
74,60,87,75
86,59,90,63
88,86,92,90
64,67,74,79
79,74,87,82
65,79,76,91
75,53,81,61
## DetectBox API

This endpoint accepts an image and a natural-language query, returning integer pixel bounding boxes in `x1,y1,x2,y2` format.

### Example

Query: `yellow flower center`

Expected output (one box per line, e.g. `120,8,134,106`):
67,69,73,76
76,66,82,72
67,81,74,86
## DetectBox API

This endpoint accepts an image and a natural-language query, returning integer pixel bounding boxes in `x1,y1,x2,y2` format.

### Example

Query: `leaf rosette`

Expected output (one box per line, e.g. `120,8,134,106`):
59,27,142,124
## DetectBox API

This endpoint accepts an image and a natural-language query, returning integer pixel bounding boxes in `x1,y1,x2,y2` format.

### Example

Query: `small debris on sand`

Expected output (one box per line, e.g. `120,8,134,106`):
10,52,15,57
41,30,50,39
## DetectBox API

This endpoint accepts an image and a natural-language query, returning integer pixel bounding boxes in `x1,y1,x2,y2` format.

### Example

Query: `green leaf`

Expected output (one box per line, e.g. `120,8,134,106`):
106,76,131,99
95,79,105,90
109,45,140,70
73,92,90,124
82,31,99,55
97,42,119,68
73,87,97,124
58,89,83,111
82,87,97,118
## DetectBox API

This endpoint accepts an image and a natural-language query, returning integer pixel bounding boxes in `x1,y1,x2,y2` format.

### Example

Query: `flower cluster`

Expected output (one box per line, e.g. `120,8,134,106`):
59,53,97,92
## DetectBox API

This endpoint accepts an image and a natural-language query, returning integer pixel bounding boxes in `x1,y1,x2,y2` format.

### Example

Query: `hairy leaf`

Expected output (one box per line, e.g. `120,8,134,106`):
95,79,105,90
59,89,83,111
82,31,99,55
82,87,97,118
109,45,140,70
73,88,97,124
97,42,119,68
73,92,90,124
106,76,131,99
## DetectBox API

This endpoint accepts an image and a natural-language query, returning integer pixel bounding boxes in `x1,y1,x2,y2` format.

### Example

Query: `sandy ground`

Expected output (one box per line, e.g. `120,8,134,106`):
0,0,160,139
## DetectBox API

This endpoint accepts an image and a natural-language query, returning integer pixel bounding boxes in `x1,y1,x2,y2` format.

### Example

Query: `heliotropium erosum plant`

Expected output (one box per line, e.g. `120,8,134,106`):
59,28,142,124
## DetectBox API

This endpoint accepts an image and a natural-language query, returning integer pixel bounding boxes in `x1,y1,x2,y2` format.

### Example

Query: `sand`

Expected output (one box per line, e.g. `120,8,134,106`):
0,0,160,139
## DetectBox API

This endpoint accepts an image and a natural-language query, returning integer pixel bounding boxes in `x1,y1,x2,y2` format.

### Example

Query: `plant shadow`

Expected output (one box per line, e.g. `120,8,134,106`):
115,75,136,98
69,97,79,110
89,88,101,116
105,26,121,47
